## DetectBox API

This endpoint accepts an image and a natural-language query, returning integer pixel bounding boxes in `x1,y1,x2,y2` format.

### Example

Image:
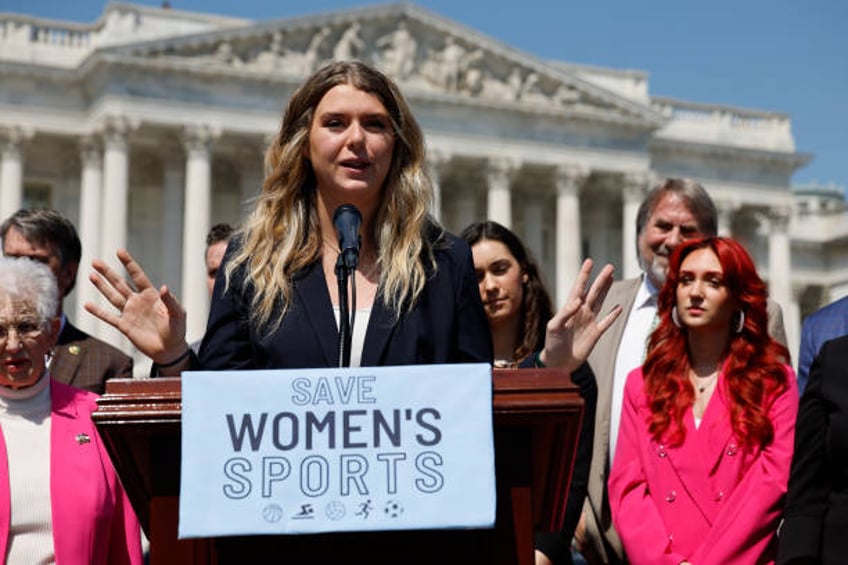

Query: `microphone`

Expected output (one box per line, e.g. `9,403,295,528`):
333,204,362,270
332,204,362,368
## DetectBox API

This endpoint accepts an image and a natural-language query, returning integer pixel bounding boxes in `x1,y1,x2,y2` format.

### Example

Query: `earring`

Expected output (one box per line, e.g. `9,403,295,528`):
735,311,745,334
671,306,682,328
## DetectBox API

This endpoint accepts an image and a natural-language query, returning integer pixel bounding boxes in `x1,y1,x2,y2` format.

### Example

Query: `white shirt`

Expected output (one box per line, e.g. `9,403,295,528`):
609,275,659,464
0,373,54,564
332,307,372,368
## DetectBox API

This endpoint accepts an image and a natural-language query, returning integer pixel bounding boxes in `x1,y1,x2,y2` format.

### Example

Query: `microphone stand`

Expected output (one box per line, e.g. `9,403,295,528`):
332,203,362,368
335,250,357,368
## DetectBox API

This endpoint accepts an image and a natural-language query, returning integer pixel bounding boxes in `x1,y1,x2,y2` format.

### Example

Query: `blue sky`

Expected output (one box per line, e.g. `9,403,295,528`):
5,0,846,192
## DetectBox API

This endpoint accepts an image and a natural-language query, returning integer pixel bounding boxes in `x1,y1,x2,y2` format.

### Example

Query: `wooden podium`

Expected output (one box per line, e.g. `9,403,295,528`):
93,368,583,565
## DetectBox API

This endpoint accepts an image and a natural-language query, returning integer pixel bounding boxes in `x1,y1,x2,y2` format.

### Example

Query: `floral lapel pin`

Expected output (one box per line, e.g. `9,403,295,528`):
68,345,81,356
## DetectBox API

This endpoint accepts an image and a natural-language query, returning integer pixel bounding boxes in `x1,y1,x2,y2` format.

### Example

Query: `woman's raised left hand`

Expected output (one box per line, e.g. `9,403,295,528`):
540,258,622,373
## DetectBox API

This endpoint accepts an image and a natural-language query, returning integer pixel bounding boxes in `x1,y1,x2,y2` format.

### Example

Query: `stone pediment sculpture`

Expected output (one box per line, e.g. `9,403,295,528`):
101,3,662,127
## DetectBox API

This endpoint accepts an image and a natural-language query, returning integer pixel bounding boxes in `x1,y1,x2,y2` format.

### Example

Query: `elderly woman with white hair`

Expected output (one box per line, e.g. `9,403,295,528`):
0,256,141,564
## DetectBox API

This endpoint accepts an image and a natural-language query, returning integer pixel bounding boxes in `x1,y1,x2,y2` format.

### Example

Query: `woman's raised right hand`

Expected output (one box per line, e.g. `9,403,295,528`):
85,248,189,368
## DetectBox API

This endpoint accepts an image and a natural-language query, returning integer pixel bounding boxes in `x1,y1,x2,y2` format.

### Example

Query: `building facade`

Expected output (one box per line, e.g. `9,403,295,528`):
1,2,843,372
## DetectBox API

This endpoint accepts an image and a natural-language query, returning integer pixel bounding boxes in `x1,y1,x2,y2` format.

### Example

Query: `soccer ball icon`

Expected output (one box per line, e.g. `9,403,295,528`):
325,500,346,521
383,500,404,518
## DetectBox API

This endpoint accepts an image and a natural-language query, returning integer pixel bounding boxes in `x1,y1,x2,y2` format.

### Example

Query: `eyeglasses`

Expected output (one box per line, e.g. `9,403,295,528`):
0,320,44,347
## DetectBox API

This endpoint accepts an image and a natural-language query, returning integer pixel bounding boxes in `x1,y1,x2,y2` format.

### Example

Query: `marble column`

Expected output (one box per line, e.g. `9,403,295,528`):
554,163,588,306
787,284,803,372
75,136,103,335
181,125,217,343
455,193,476,232
161,153,184,293
486,159,516,228
98,116,134,347
0,127,31,220
622,172,650,279
426,149,448,222
100,117,131,261
767,207,796,353
522,202,544,266
715,198,741,237
238,143,265,219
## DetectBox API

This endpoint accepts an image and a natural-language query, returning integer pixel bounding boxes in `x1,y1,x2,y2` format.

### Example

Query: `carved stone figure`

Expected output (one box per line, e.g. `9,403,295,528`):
552,83,581,105
420,36,482,93
251,31,286,69
459,66,483,95
375,21,417,80
518,72,552,106
480,66,523,102
213,41,242,67
295,26,331,74
333,22,365,61
252,27,330,76
438,37,468,91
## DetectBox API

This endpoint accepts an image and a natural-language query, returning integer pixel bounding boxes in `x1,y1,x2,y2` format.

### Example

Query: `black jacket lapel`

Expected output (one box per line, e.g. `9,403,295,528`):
361,292,397,366
294,261,339,367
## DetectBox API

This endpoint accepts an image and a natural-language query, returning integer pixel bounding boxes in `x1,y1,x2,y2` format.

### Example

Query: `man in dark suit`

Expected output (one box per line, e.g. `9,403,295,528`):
190,222,235,354
797,295,848,394
778,332,848,564
1,208,132,394
580,178,787,564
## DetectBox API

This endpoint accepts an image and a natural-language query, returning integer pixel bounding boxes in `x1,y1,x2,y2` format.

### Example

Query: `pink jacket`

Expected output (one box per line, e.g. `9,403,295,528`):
609,365,798,565
0,379,142,564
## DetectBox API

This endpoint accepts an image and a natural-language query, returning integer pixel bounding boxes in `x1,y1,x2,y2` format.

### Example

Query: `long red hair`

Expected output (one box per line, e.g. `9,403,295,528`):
642,237,789,448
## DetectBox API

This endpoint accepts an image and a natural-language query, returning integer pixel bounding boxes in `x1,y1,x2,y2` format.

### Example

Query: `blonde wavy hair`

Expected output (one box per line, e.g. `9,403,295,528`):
225,61,439,333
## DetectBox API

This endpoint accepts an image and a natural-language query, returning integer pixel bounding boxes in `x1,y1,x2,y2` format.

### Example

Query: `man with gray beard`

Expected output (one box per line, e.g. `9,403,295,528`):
577,178,787,564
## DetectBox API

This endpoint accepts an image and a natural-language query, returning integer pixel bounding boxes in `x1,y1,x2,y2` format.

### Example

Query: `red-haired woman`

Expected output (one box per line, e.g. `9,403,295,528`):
608,237,798,565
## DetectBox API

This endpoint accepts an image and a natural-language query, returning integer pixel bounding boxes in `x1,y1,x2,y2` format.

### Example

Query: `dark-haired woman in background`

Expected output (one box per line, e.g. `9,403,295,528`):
462,221,553,368
608,237,797,564
462,221,614,565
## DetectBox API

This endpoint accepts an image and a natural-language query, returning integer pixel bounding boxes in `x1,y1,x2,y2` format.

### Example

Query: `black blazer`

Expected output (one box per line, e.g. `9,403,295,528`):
198,231,493,371
778,333,848,565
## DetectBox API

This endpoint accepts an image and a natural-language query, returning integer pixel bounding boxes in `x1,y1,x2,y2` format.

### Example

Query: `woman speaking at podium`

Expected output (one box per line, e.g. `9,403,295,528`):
89,61,494,372
87,61,617,563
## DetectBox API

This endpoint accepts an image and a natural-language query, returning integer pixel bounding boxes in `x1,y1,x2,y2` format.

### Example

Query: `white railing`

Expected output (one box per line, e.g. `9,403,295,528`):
652,97,790,132
793,181,845,197
30,24,93,48
0,15,98,66
0,15,96,48
0,6,245,66
652,96,795,151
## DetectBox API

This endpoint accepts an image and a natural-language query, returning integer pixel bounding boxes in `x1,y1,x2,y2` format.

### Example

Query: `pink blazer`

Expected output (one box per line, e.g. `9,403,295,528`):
609,365,798,565
0,379,142,565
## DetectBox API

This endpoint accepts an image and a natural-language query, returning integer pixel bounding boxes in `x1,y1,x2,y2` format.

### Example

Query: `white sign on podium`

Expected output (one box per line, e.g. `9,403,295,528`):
179,363,495,538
